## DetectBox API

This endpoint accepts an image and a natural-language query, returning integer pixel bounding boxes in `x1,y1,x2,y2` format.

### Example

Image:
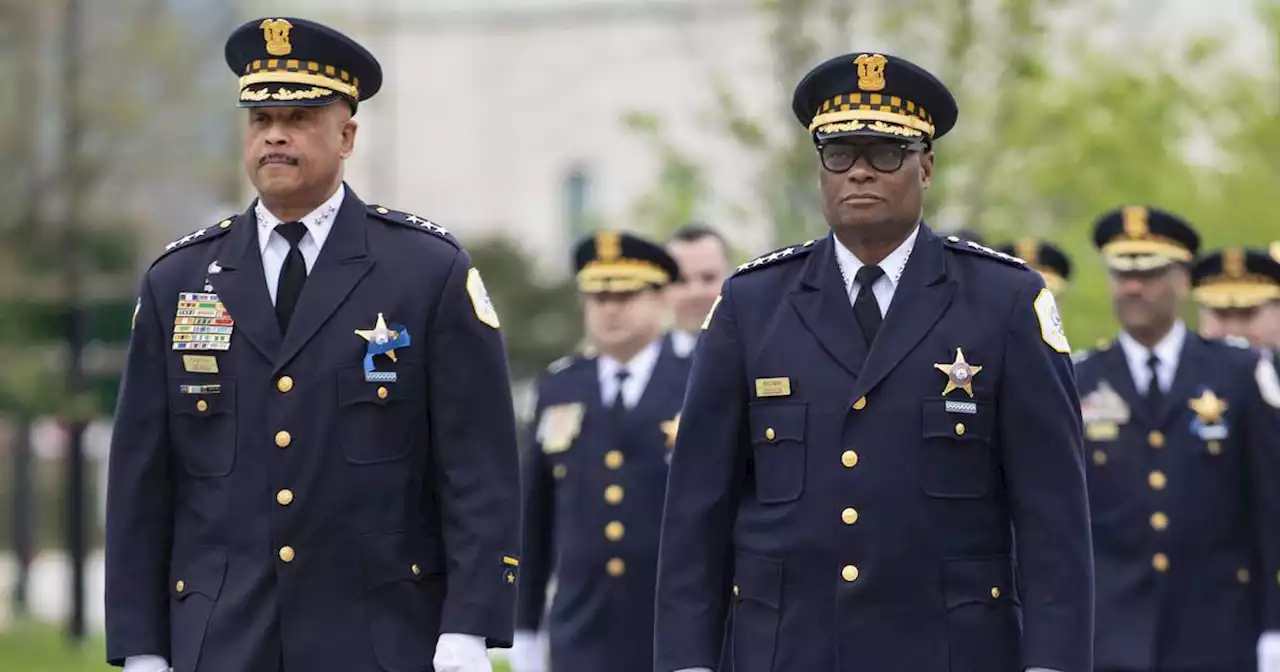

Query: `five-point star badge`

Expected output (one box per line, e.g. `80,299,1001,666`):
934,348,983,397
355,313,411,382
1188,389,1228,424
355,313,402,361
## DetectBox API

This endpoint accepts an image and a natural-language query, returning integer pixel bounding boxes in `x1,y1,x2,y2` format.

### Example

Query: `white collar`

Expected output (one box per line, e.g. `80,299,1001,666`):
1118,320,1187,371
255,183,346,255
598,338,662,381
833,224,919,293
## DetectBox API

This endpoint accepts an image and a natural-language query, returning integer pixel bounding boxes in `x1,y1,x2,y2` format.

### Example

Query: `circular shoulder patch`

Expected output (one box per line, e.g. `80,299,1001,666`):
1033,287,1070,354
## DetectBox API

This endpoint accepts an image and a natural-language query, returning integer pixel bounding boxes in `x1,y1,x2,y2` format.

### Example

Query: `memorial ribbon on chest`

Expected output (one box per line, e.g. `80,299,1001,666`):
355,312,410,382
172,292,235,351
1188,388,1230,441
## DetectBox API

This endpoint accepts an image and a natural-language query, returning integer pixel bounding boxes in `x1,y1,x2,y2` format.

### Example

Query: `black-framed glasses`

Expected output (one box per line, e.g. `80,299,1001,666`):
818,141,926,174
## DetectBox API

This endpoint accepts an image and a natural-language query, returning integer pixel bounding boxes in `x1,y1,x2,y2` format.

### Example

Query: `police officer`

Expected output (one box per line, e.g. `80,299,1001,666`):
514,232,690,672
1191,247,1280,350
664,224,733,358
105,18,520,672
1073,207,1280,672
996,238,1072,296
654,52,1093,672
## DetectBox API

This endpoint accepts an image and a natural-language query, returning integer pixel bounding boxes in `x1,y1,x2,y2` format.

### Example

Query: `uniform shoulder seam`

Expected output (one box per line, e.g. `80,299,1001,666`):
942,236,1029,269
153,217,235,264
733,239,817,276
367,204,461,249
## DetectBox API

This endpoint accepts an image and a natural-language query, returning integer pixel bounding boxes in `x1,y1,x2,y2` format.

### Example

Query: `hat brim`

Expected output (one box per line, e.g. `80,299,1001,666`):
238,83,349,109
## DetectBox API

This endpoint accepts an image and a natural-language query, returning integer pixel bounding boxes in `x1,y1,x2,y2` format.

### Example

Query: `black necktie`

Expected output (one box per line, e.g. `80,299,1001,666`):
274,221,308,333
1145,352,1164,414
853,265,886,345
610,369,630,420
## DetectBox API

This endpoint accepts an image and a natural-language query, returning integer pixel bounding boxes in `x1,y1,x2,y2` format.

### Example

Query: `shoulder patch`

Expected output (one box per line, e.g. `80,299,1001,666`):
155,217,234,262
1257,356,1280,409
367,205,461,249
943,236,1028,269
734,240,817,276
1033,287,1071,354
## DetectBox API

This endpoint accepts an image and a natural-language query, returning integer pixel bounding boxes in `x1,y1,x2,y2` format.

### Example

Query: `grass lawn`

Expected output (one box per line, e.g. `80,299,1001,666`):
0,621,512,671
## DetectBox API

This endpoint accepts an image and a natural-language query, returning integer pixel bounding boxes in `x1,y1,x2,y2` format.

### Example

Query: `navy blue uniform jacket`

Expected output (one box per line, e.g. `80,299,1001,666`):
104,188,521,672
518,338,691,672
654,227,1094,672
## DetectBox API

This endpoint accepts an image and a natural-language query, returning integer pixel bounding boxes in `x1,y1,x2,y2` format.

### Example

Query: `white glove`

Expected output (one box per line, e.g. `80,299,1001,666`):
123,655,170,672
1259,631,1280,672
508,630,547,672
433,633,492,672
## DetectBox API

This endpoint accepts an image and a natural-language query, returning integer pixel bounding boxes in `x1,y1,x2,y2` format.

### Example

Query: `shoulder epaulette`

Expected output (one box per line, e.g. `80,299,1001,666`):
155,217,235,262
942,236,1028,269
1211,335,1253,350
734,239,817,276
1071,350,1093,364
546,355,576,375
367,204,460,249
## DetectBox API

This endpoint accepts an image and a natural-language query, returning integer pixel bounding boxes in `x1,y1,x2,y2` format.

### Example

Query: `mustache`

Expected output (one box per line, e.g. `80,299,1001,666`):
259,153,299,166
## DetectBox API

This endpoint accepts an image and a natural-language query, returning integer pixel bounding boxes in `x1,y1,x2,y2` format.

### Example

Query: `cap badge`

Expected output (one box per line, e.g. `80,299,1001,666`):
595,231,621,262
1224,248,1246,278
260,18,294,57
1122,205,1149,238
854,53,888,92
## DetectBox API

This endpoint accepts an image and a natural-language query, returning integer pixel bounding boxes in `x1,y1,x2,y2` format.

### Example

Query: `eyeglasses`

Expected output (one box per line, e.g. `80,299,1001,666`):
818,142,926,174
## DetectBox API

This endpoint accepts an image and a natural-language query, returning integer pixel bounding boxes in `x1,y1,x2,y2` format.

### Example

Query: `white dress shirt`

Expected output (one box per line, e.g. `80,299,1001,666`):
1117,320,1186,394
255,183,344,304
833,225,919,314
597,339,662,409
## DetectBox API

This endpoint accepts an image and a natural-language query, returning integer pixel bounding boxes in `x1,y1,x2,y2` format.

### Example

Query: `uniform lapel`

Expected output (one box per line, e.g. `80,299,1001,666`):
273,187,375,376
1100,341,1150,427
850,225,954,402
208,204,282,362
788,236,868,378
1156,333,1203,428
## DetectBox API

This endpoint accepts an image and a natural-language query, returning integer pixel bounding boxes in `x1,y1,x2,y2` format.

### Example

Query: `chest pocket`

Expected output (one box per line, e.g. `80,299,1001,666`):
336,364,424,464
168,380,237,477
748,402,806,504
921,398,994,498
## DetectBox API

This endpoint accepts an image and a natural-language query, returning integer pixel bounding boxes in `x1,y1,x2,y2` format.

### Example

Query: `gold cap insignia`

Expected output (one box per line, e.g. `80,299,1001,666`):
595,231,621,262
1122,206,1149,239
1224,248,1246,278
260,19,294,57
854,54,888,92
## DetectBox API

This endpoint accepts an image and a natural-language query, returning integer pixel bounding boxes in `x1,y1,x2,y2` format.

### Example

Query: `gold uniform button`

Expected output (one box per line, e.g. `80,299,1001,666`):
552,464,568,479
954,423,966,436
1148,430,1165,448
841,450,859,468
1208,441,1223,455
1148,471,1167,490
606,558,626,577
841,565,859,582
1152,552,1169,572
1150,512,1169,531
1275,570,1279,586
732,584,739,597
279,546,296,563
219,219,232,229
765,427,776,441
175,580,185,593
605,450,624,470
605,521,625,541
276,489,294,506
411,564,421,577
196,399,209,412
604,485,624,505
376,207,390,214
275,431,292,448
841,508,859,525
377,386,389,400
990,586,1001,599
1237,568,1250,584
276,376,294,393
1092,450,1108,466
852,396,867,411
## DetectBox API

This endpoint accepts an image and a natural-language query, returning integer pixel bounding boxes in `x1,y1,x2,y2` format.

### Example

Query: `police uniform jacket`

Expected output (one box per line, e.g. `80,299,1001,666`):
105,187,521,672
654,226,1094,672
1075,334,1280,671
518,337,690,672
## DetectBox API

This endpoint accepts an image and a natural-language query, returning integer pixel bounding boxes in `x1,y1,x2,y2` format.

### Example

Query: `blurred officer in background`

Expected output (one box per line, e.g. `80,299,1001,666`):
1072,206,1280,672
664,223,732,358
514,232,689,672
996,238,1072,296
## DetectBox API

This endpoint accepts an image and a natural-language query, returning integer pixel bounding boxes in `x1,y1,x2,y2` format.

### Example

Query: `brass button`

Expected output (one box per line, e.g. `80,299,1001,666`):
376,207,390,214
377,386,389,400
841,508,859,525
765,427,776,440
1237,568,1250,584
276,489,294,506
1092,450,1108,466
990,586,1000,599
275,430,292,448
732,584,739,597
1150,512,1169,531
605,521,625,541
954,423,966,436
552,464,568,479
605,450,624,470
841,450,859,468
1275,570,1279,586
852,396,867,411
196,399,208,412
606,557,626,577
604,485,624,505
279,546,296,563
175,580,185,593
1208,441,1223,455
1148,471,1167,490
841,565,859,582
219,219,232,229
276,376,294,393
1152,552,1169,572
1148,430,1165,448
411,564,421,576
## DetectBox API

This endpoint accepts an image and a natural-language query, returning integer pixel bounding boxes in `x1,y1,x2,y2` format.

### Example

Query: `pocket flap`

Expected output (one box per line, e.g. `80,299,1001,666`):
170,547,228,601
169,380,236,417
942,555,1016,610
921,398,992,441
734,551,783,609
360,531,441,590
748,402,806,445
337,365,409,407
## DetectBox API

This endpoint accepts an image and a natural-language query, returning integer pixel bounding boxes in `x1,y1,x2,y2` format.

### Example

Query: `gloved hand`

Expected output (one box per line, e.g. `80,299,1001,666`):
1259,631,1280,672
509,630,546,672
433,633,492,672
123,655,170,672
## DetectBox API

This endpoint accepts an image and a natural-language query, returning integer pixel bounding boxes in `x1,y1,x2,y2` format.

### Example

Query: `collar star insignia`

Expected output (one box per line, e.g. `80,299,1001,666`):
934,347,983,397
354,313,402,362
1188,389,1228,424
661,413,680,449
